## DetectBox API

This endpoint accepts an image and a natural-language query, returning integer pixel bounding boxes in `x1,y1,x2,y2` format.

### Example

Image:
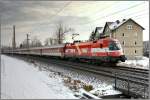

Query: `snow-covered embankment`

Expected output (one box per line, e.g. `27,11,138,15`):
1,55,76,99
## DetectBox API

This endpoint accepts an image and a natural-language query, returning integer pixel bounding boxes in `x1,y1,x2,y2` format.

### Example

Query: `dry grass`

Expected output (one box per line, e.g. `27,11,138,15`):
83,84,93,92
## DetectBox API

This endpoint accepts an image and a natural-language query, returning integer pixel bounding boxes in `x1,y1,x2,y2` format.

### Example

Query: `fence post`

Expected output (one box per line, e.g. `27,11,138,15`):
127,77,130,95
115,73,117,90
143,84,146,98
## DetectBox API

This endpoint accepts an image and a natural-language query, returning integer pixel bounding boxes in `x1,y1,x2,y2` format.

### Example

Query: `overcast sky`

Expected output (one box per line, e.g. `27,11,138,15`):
0,1,149,47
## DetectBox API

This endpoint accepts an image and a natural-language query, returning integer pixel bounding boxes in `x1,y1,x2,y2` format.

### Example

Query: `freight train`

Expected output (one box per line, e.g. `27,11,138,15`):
3,37,127,63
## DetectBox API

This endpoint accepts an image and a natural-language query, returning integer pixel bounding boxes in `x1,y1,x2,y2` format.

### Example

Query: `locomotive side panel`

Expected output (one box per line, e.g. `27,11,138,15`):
65,42,92,59
76,43,91,59
65,38,126,62
91,39,109,57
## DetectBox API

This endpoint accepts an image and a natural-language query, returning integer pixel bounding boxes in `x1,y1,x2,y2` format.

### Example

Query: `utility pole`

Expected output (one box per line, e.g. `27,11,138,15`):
26,33,30,59
12,25,16,49
12,25,16,55
0,15,1,54
26,34,30,49
58,28,61,44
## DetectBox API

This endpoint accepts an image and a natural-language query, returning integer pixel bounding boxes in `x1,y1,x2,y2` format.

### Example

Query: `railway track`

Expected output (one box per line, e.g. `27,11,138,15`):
36,56,149,79
8,54,149,98
12,54,149,83
114,65,149,74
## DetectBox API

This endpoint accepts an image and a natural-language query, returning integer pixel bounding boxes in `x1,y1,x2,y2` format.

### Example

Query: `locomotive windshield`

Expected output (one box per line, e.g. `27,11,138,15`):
109,41,122,50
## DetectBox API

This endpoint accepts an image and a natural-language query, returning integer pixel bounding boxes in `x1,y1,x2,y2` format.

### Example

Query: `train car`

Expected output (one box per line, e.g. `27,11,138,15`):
12,44,65,58
40,44,65,58
65,37,126,63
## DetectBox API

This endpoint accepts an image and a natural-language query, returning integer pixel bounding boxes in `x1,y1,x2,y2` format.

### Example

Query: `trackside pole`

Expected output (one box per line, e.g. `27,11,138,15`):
115,73,117,90
127,77,130,96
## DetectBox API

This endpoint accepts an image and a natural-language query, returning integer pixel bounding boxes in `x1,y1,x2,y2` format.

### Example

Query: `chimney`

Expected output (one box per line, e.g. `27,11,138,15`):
123,19,126,21
116,20,120,24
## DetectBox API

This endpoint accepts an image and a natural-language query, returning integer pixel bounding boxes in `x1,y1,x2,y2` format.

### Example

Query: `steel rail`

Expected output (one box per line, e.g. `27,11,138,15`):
35,56,149,79
14,55,149,87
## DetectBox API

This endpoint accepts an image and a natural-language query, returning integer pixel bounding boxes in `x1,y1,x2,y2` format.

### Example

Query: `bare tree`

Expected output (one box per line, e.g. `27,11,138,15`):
20,39,28,48
55,22,73,44
89,30,96,41
20,36,42,48
44,38,49,46
44,37,54,46
30,36,42,47
143,41,149,57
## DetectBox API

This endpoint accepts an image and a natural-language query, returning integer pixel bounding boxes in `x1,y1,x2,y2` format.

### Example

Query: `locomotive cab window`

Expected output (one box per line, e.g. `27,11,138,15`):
109,41,121,50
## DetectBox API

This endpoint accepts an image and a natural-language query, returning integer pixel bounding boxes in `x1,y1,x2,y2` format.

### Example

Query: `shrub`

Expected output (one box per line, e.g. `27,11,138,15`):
83,84,93,91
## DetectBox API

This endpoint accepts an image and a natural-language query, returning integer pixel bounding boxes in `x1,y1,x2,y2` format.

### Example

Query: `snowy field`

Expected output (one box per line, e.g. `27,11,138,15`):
2,55,148,99
118,56,149,70
1,55,124,99
1,55,77,99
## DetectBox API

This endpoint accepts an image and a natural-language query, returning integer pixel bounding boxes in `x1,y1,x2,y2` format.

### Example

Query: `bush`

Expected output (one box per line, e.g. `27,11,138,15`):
83,84,93,91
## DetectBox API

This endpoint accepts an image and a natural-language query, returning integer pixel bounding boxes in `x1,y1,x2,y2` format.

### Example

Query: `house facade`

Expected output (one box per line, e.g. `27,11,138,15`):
101,18,144,59
94,27,104,39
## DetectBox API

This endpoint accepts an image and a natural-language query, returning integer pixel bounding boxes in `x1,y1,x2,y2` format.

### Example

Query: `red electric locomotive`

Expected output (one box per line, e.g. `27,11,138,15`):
64,37,126,63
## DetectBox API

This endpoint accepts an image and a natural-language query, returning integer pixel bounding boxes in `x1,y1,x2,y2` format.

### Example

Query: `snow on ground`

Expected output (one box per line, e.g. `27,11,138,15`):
117,56,149,70
29,57,114,90
1,55,124,99
18,56,122,98
1,55,77,99
90,85,121,97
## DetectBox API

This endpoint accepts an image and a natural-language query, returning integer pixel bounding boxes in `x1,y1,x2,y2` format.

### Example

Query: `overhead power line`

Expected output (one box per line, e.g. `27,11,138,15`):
88,13,148,28
82,2,146,25
49,1,72,22
77,1,120,18
131,12,149,19
114,12,149,22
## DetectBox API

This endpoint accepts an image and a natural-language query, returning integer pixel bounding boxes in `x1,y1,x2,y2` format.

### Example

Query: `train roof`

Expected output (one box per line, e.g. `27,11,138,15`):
16,44,65,50
67,37,118,46
12,38,119,51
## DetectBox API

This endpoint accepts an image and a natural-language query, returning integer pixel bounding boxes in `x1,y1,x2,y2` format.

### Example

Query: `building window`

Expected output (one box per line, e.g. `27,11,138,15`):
135,50,137,53
127,25,133,30
122,33,124,37
122,41,125,45
135,41,137,45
